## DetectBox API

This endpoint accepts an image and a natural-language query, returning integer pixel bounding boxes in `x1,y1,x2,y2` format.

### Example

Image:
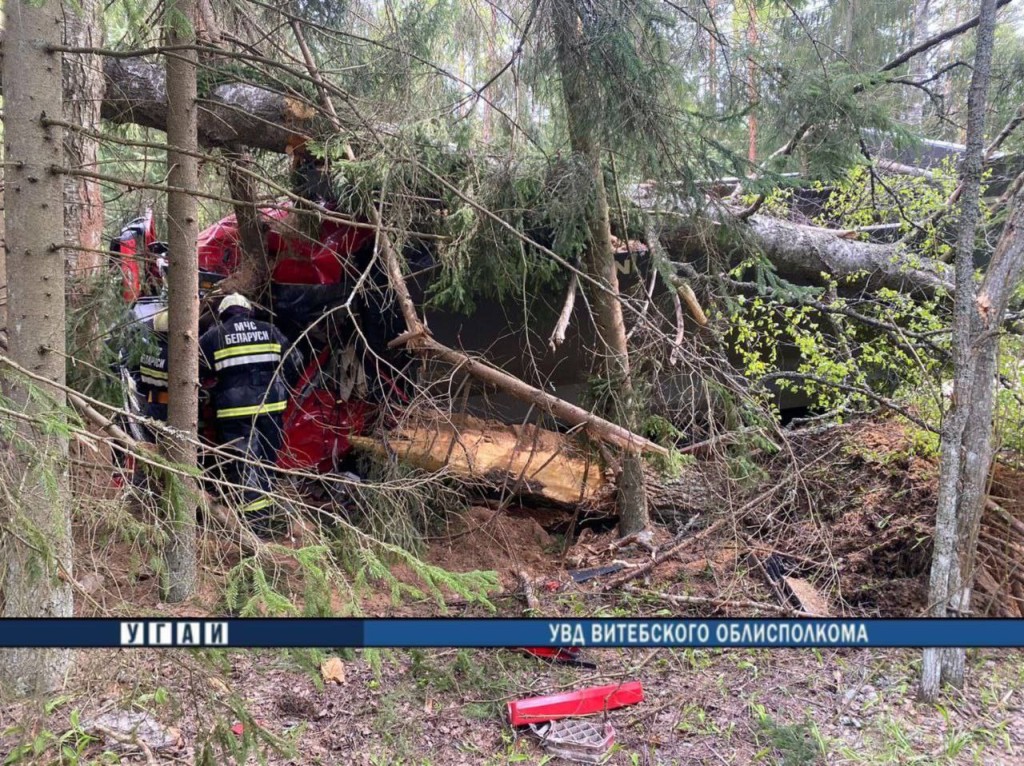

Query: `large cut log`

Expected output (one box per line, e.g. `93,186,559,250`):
638,190,955,298
349,414,612,508
740,213,953,297
101,58,319,152
348,412,723,517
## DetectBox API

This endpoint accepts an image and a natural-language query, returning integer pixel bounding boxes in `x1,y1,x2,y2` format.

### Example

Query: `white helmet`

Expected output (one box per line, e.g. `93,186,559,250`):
152,310,169,333
218,293,252,316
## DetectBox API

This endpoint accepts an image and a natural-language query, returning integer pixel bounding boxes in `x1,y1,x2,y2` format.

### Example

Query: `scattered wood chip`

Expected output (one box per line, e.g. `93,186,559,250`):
78,572,105,596
518,570,540,613
320,657,346,685
782,576,831,617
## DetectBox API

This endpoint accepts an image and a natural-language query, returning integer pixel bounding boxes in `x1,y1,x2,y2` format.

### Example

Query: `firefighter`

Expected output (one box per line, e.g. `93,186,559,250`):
199,293,299,538
137,310,170,428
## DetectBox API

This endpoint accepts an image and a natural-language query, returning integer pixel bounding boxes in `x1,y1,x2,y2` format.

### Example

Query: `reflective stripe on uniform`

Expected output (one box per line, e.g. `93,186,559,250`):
139,375,169,388
213,343,282,361
214,352,281,371
139,365,168,380
216,400,287,419
241,497,273,513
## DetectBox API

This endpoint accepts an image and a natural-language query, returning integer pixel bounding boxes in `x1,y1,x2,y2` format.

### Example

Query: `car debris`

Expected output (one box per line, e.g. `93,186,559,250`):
568,563,626,584
85,710,182,752
507,681,644,726
528,718,616,764
521,646,597,669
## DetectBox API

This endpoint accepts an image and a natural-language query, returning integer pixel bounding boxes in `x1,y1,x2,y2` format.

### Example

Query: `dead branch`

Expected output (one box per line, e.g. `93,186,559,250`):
622,585,816,617
880,0,1014,74
518,570,540,613
669,288,685,365
221,149,272,296
674,281,708,326
549,275,579,350
90,725,159,766
414,336,669,455
602,518,726,591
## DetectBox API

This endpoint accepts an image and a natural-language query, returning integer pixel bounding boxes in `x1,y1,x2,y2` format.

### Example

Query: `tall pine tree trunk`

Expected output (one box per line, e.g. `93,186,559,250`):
162,0,200,603
0,183,7,335
0,0,73,695
62,0,104,278
552,0,648,536
921,0,998,701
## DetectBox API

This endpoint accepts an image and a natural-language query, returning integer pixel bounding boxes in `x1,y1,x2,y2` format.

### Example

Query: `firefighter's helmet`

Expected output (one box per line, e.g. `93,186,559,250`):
152,310,169,333
218,293,252,316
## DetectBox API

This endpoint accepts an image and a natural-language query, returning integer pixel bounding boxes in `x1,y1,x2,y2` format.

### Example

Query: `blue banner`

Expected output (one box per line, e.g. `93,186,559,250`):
0,618,1023,648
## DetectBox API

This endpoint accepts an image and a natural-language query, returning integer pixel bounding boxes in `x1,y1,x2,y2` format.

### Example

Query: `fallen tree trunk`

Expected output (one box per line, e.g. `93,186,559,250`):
1,47,318,152
742,214,953,296
649,202,954,298
0,47,954,299
349,412,722,517
350,414,612,508
101,58,318,152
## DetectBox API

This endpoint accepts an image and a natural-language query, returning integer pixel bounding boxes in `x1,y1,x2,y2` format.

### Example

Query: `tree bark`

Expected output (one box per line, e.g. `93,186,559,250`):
221,150,271,298
0,0,74,696
649,203,954,297
161,0,200,603
921,0,999,702
0,183,6,335
552,0,648,536
61,0,104,278
100,57,319,153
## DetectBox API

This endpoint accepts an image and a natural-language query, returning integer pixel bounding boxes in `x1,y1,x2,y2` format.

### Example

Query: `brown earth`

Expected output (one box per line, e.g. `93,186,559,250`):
8,417,1024,763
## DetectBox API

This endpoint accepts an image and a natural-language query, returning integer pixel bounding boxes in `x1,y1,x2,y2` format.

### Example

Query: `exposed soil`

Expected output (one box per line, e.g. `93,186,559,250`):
425,505,563,589
7,417,1024,764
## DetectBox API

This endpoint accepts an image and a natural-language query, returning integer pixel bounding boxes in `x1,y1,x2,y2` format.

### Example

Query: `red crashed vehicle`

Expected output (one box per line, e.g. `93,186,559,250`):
111,203,412,477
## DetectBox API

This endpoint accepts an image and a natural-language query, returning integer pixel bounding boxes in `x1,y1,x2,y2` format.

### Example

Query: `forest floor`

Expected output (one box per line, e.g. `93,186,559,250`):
3,417,1024,764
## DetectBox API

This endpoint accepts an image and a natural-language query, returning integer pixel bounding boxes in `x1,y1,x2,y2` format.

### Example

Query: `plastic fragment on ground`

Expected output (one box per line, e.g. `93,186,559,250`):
85,710,182,751
507,681,644,726
529,719,615,764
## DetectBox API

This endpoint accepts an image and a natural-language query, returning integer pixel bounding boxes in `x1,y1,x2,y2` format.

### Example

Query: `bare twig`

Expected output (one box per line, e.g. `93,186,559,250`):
549,276,579,350
622,585,816,617
602,519,726,591
90,725,159,766
518,570,540,613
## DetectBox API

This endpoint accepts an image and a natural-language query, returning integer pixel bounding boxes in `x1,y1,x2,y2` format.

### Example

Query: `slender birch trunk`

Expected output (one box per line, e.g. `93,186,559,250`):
921,0,999,701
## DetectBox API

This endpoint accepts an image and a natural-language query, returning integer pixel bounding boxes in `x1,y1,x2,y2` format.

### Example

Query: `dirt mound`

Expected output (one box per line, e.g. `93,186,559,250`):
744,419,939,615
426,506,561,588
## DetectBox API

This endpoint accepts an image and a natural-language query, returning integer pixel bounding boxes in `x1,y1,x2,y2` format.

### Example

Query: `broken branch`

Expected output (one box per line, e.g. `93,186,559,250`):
549,275,579,351
622,585,816,617
602,519,726,591
519,570,540,613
